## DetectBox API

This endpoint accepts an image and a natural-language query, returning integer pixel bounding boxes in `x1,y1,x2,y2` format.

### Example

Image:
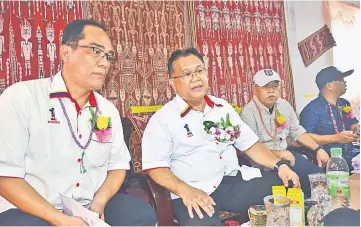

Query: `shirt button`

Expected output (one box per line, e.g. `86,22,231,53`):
79,111,82,116
213,185,216,189
77,158,81,163
76,183,80,187
79,134,82,139
219,156,223,159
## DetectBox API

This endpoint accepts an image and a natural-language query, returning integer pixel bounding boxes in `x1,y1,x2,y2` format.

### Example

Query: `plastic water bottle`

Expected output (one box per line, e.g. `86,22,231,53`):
326,147,351,208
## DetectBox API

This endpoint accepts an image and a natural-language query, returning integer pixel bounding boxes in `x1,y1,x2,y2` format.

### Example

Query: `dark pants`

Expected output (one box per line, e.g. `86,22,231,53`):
321,208,360,226
172,171,283,226
290,151,324,198
0,193,157,226
242,150,323,199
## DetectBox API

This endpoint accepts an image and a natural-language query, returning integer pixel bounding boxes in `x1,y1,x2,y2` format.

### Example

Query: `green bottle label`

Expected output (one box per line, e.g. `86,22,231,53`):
326,172,350,197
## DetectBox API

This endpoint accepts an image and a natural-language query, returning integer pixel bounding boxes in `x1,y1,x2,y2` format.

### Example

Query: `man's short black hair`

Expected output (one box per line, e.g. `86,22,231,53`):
62,19,107,46
168,48,204,76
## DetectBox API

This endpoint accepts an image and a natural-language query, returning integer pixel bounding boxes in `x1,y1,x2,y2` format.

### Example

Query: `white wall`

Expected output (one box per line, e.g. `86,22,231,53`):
284,1,331,113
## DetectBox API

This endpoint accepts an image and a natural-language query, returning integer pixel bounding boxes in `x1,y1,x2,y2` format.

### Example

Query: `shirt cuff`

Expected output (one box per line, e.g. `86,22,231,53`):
291,127,307,141
240,139,259,152
0,166,25,178
107,162,130,171
142,160,170,171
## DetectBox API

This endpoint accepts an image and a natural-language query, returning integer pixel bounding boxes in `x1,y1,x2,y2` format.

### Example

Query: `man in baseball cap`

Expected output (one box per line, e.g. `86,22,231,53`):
300,66,359,171
252,69,282,108
315,66,354,90
253,69,282,86
241,69,328,198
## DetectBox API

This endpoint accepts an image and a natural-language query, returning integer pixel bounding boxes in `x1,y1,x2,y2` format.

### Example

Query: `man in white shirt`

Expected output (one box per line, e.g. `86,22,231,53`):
0,20,156,226
240,69,329,198
142,48,300,226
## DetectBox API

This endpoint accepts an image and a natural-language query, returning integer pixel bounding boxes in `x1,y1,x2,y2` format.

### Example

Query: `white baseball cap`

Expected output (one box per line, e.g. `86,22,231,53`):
253,69,281,87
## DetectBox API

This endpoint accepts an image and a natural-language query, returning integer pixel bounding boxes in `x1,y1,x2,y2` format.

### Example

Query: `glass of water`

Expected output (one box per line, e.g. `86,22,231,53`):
264,195,290,226
248,205,267,226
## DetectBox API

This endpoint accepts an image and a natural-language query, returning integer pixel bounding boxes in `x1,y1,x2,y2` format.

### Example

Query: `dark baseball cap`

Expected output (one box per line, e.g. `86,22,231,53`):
316,66,354,89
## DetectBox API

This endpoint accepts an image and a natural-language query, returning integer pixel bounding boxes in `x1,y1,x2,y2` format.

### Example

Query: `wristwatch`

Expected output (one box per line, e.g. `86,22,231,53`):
274,160,291,170
314,145,323,153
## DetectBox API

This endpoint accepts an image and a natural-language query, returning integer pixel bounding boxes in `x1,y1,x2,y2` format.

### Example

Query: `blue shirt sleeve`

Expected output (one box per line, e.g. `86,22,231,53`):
300,105,319,133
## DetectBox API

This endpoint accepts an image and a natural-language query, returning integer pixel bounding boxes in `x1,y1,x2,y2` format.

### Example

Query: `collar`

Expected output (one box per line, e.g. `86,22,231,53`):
175,94,223,118
252,96,279,114
318,93,341,107
49,71,96,112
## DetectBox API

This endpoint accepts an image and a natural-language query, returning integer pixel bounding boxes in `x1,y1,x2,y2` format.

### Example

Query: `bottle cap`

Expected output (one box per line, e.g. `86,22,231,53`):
330,147,342,156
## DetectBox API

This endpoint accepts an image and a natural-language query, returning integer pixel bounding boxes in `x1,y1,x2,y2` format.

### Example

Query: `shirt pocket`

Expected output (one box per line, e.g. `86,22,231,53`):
86,135,112,167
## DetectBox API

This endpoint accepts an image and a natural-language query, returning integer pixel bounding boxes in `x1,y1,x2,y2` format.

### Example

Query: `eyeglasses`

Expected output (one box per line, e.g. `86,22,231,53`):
173,67,207,80
77,45,116,64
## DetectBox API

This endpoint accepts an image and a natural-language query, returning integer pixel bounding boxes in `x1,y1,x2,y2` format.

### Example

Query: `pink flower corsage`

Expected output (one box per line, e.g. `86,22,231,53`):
342,106,355,119
276,109,287,130
90,108,112,143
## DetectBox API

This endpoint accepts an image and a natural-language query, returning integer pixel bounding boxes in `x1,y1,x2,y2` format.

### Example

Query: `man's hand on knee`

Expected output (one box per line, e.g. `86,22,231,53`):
179,186,216,219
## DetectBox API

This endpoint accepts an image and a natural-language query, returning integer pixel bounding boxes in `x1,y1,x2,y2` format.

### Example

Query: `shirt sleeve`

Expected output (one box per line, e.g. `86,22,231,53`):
299,105,319,133
240,106,258,135
0,83,31,178
142,113,173,170
227,104,259,152
286,102,306,140
107,110,131,171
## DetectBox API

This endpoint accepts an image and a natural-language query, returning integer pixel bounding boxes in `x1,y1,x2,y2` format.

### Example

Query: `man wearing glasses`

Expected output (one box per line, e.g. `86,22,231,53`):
142,48,300,226
300,66,360,171
0,20,156,226
240,69,329,198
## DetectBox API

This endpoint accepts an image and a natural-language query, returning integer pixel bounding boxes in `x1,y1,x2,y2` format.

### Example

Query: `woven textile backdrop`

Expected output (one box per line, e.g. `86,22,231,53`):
88,1,189,116
0,1,295,116
0,1,84,95
193,0,294,108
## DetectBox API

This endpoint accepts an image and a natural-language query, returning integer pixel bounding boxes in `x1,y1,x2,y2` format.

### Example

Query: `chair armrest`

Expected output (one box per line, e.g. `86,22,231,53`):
141,174,175,226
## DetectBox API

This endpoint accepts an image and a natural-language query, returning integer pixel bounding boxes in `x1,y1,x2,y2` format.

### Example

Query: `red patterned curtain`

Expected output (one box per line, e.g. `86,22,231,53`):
88,1,188,116
193,0,294,108
0,1,295,115
0,1,83,95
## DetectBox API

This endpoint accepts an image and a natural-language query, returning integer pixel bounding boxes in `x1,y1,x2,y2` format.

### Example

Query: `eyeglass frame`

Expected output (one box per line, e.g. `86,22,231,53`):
74,44,116,64
172,66,208,80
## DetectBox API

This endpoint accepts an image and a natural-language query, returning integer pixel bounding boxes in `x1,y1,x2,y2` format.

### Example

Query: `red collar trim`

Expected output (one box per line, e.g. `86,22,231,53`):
88,92,96,107
49,91,96,113
180,95,223,118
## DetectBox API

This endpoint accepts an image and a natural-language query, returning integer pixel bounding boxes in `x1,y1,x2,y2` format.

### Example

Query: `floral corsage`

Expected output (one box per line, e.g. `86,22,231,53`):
342,106,355,119
203,113,241,146
276,109,287,130
90,108,112,143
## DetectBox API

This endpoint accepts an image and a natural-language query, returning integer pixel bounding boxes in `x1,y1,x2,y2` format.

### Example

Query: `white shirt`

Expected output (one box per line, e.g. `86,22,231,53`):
0,71,130,212
142,95,259,199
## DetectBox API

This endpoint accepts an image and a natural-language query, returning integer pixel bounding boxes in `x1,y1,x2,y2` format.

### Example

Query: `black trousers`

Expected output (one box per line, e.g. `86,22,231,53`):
321,208,360,226
0,193,157,226
172,171,283,226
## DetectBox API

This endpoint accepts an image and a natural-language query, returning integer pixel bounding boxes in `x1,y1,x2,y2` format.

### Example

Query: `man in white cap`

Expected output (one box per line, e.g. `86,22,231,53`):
240,69,330,198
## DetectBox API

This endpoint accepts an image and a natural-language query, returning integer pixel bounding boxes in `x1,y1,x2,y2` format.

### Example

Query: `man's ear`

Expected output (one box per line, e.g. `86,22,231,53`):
251,85,257,95
325,82,333,91
60,45,72,63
